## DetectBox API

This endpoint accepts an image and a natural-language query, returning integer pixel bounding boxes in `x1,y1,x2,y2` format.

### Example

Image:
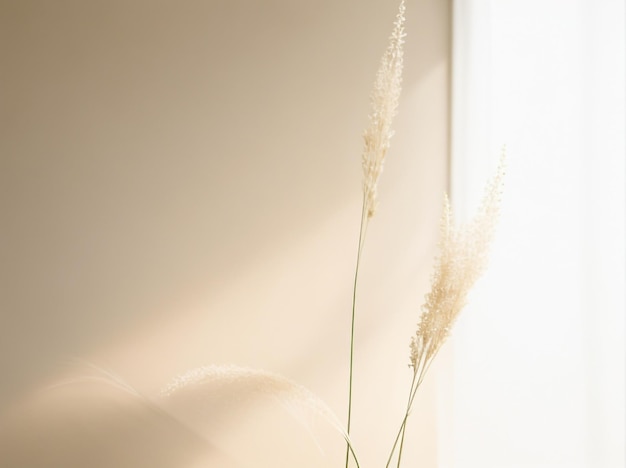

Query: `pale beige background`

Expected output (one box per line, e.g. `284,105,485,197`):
0,0,450,466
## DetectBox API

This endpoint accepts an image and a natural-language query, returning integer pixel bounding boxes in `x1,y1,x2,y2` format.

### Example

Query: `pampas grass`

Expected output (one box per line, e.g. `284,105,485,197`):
103,2,501,467
385,155,505,468
344,2,503,466
410,156,505,372
345,4,406,466
361,0,406,220
160,364,360,465
160,2,503,467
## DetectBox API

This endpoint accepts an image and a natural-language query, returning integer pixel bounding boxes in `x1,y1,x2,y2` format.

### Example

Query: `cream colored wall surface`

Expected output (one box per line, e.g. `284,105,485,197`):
0,0,450,467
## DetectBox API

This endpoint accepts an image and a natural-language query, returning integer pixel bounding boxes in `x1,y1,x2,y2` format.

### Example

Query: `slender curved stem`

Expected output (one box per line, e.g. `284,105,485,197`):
345,439,362,468
396,372,417,468
385,349,437,468
385,370,418,468
344,198,369,468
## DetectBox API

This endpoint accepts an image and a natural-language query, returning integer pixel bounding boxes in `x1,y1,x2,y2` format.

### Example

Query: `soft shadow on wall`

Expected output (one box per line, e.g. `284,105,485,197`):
0,0,450,466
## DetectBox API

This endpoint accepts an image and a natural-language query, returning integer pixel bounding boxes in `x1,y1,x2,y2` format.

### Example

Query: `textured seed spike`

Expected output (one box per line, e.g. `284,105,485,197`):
410,155,505,370
361,0,406,219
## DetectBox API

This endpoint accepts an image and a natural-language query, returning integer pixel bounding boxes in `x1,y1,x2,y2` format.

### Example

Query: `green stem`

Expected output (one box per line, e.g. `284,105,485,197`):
345,198,368,468
390,352,440,467
385,370,417,468
346,441,361,468
395,375,416,468
396,419,408,468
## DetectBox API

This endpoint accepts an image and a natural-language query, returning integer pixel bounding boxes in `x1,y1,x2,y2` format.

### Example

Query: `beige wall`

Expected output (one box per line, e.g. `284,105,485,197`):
0,0,450,466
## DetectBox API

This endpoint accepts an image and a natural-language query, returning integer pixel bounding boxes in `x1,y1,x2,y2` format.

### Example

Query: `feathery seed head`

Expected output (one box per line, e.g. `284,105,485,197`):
362,1,406,219
409,155,505,370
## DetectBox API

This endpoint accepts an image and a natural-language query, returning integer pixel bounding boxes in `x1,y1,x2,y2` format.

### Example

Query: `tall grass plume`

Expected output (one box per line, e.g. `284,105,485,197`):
361,0,406,220
345,2,406,467
385,154,505,468
410,155,505,371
